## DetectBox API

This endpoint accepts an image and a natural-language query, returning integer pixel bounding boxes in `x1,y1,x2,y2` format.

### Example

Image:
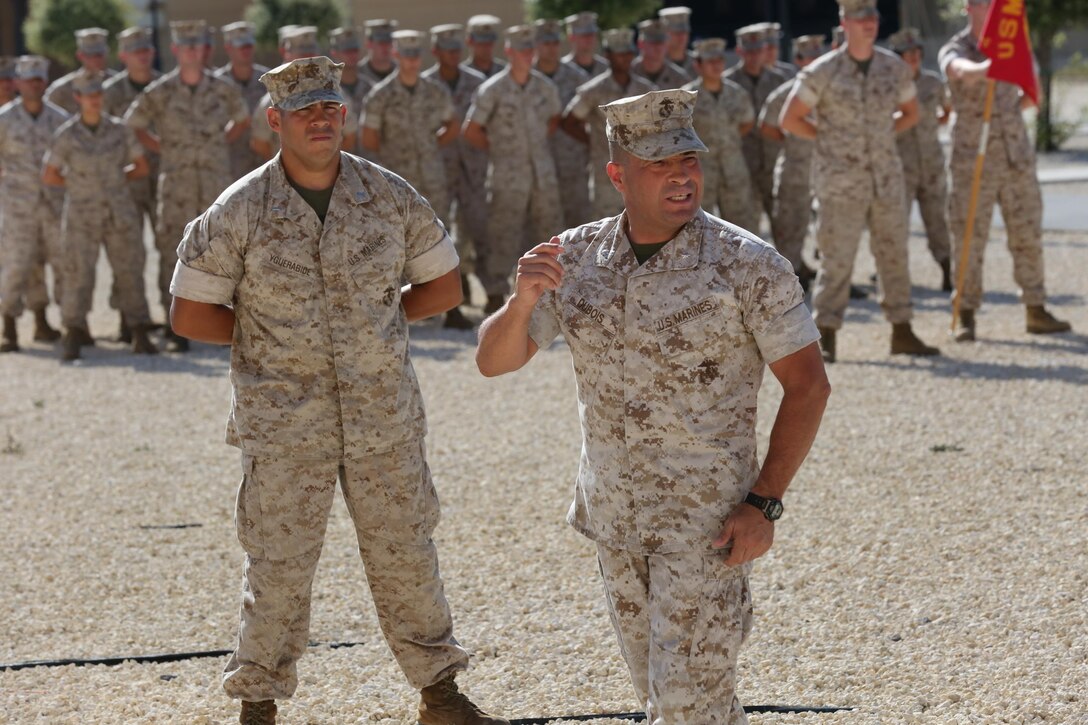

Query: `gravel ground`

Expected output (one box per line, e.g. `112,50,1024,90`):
1,214,1085,724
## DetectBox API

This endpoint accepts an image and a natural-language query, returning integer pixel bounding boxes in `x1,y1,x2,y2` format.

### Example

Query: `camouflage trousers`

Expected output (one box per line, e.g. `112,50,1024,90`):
222,440,469,702
156,170,231,311
903,164,951,266
444,147,489,278
948,151,1045,311
479,174,564,297
597,544,753,725
702,154,759,235
772,162,814,273
812,187,914,330
0,193,64,318
60,201,151,329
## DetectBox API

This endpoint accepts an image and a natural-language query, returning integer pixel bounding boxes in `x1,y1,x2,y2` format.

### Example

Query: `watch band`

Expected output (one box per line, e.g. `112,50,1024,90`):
744,491,784,521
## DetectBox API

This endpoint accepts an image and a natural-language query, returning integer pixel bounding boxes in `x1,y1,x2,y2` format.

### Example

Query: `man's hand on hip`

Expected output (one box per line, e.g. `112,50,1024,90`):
713,503,775,566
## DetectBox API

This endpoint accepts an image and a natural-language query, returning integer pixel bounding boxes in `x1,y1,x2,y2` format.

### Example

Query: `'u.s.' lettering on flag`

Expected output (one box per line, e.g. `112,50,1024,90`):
978,0,1039,104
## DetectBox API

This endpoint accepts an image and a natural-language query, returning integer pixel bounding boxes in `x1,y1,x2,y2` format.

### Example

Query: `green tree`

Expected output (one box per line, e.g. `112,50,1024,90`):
526,0,662,29
23,0,129,70
246,0,345,52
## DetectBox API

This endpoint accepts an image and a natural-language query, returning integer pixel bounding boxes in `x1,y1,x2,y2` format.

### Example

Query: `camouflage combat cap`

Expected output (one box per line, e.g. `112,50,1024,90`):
839,0,880,19
15,55,50,81
392,30,425,58
260,56,345,111
364,19,398,43
283,26,320,56
171,20,207,47
735,24,767,51
0,56,17,80
277,25,300,45
221,21,256,48
888,27,923,53
118,26,154,53
75,28,109,55
505,25,534,51
72,69,105,95
794,34,826,58
658,6,693,32
602,28,637,54
760,22,784,41
692,38,727,60
329,27,361,52
466,15,501,43
601,89,708,161
533,19,563,45
564,12,599,36
203,25,216,48
637,19,668,44
431,24,465,51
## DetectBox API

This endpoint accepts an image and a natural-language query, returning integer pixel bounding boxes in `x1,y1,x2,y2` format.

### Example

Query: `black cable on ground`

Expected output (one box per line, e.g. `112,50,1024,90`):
0,641,364,672
508,706,852,723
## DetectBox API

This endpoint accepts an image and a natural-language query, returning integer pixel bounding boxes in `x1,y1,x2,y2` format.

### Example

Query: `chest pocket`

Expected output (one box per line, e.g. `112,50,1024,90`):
561,294,618,393
255,254,317,327
348,233,407,329
655,302,735,416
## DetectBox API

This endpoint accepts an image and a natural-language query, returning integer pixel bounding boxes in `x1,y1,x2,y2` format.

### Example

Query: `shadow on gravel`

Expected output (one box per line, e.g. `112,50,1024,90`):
53,341,230,377
841,351,1088,385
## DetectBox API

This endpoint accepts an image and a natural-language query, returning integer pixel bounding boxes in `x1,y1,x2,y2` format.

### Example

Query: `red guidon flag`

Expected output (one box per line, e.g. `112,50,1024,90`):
978,0,1039,105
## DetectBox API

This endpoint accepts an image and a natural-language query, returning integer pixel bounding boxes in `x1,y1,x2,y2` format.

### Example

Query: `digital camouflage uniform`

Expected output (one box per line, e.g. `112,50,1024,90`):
213,63,269,180
792,46,917,329
565,73,657,219
46,112,152,329
723,62,788,223
562,52,608,78
0,98,68,320
171,153,469,702
467,66,564,297
44,28,116,115
536,59,591,228
939,27,1046,311
760,79,815,271
630,56,691,90
897,68,951,267
683,76,758,232
124,67,247,309
529,210,819,723
363,72,454,221
421,60,489,271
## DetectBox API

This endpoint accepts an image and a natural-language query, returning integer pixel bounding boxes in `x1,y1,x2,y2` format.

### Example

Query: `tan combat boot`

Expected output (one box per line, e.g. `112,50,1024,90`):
1025,305,1071,334
32,309,61,342
131,326,159,355
1,314,18,353
418,675,509,725
239,699,276,725
818,327,836,364
61,328,83,361
890,323,940,356
953,309,976,342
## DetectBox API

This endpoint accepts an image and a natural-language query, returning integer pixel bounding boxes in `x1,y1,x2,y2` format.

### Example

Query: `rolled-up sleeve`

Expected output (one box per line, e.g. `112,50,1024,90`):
793,64,828,109
170,204,244,305
743,247,820,363
401,184,459,284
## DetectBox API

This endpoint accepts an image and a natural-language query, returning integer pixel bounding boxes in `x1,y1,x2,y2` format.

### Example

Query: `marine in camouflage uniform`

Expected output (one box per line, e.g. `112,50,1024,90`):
561,12,609,78
362,30,456,221
358,20,400,89
682,38,758,232
328,27,369,110
939,7,1069,338
724,25,789,232
169,57,506,725
781,0,939,361
761,23,799,80
125,20,249,351
214,22,269,180
562,29,656,221
758,34,826,281
43,28,116,114
660,6,697,77
631,20,692,90
533,19,591,228
42,71,156,359
464,26,563,309
476,89,828,725
462,15,507,78
0,56,68,352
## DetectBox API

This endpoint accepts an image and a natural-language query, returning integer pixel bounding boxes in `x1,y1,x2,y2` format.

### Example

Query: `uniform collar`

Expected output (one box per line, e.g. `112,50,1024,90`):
593,210,705,276
268,152,371,224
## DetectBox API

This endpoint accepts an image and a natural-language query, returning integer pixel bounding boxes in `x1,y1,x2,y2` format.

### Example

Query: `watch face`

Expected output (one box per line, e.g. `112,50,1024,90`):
765,499,784,521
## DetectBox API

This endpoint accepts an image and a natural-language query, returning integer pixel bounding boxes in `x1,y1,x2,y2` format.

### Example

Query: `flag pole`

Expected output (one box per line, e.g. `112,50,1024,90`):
951,78,996,332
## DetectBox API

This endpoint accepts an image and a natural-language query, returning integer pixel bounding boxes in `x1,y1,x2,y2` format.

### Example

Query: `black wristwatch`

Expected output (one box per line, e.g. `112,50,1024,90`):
744,492,784,521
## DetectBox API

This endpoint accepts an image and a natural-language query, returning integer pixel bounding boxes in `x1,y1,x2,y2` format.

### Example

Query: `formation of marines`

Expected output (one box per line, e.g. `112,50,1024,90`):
0,0,1071,362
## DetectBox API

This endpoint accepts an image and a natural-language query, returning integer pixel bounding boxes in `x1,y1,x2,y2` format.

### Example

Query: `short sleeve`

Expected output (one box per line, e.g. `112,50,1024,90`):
439,85,456,123
226,84,248,124
124,126,143,163
742,246,820,363
467,83,497,127
251,102,273,142
736,89,757,126
544,81,562,119
937,39,962,77
793,63,828,109
124,88,156,130
528,289,561,350
361,86,385,131
170,202,245,305
897,63,918,105
565,85,595,120
399,181,459,284
45,131,69,170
